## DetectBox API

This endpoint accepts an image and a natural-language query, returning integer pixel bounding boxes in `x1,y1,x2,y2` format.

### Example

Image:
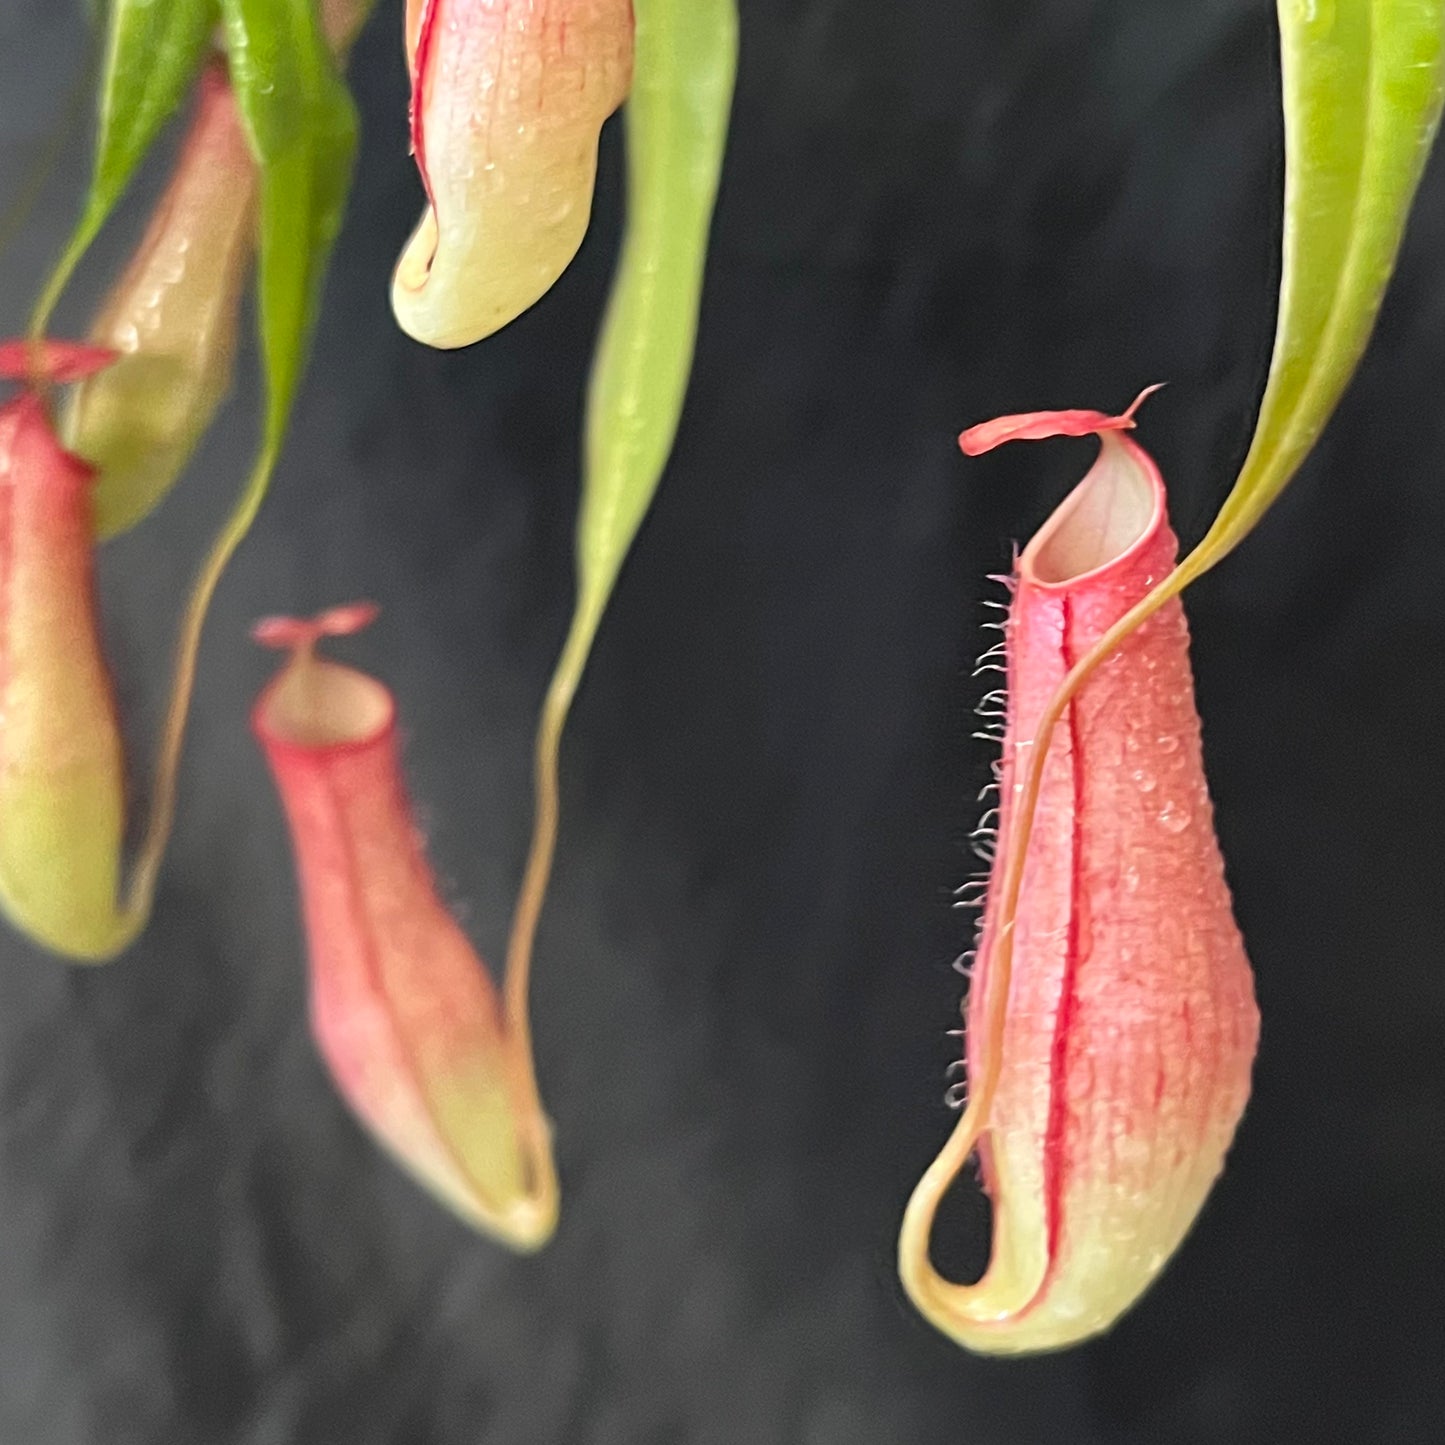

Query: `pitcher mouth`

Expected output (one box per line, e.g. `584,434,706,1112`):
1020,432,1165,589
252,658,396,758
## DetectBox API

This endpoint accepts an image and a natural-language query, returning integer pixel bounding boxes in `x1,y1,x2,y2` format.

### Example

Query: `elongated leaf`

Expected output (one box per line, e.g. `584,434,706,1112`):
576,0,740,645
504,0,739,1025
219,0,358,446
1189,0,1445,573
33,0,216,333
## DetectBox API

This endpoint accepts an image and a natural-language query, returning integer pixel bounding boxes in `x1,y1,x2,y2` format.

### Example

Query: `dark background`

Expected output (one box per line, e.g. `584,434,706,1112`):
3,1,1444,1441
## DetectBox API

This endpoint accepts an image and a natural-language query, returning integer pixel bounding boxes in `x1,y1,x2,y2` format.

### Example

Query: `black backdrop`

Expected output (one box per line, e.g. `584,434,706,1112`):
3,2,1444,1442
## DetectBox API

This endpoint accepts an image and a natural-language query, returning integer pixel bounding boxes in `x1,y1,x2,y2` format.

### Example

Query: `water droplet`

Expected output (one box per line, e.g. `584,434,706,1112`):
1155,734,1179,754
1132,769,1157,794
1158,801,1191,834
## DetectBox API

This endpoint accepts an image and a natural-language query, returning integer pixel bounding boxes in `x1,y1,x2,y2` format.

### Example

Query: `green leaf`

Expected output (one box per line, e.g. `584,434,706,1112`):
1186,0,1445,577
575,0,740,651
504,0,739,1013
33,0,217,334
218,0,358,449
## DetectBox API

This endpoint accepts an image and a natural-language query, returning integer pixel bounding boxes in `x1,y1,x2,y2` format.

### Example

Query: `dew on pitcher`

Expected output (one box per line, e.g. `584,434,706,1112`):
1157,801,1191,834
